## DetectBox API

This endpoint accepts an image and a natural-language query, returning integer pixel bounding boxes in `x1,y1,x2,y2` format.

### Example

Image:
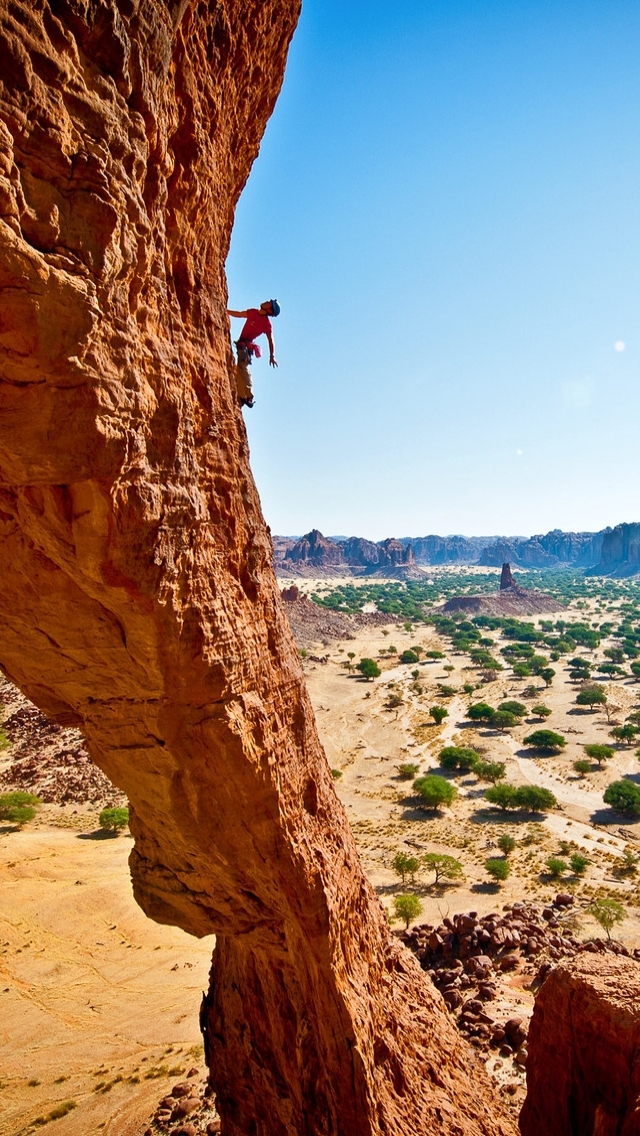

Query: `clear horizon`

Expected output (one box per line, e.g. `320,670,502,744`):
226,1,640,541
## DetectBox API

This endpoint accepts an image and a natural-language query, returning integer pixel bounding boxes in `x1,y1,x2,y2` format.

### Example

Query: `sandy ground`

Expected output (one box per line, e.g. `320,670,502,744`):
0,815,213,1136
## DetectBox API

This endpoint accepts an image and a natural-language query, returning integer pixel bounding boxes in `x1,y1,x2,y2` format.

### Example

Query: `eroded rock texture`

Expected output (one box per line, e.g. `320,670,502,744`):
0,3,516,1133
521,955,640,1136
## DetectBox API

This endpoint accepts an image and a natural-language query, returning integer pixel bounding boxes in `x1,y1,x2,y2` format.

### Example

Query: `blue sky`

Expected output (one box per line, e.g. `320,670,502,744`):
226,0,640,540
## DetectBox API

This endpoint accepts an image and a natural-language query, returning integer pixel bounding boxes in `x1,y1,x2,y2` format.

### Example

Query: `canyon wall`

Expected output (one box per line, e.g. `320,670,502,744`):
0,2,516,1133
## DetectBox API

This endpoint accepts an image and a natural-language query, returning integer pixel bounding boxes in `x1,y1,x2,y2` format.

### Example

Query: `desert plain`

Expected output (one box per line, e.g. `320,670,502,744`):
2,567,640,1134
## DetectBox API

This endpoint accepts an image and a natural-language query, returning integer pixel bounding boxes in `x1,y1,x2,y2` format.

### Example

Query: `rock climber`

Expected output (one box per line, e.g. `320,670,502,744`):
227,299,280,408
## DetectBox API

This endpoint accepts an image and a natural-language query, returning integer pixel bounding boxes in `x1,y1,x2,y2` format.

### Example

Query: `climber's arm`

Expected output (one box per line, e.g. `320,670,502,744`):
227,309,248,318
267,331,278,367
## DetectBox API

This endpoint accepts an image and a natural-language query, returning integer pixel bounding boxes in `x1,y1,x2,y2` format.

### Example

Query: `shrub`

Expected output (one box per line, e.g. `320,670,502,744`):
545,856,567,878
98,807,130,834
357,658,381,680
474,760,507,784
522,729,566,752
603,780,640,816
587,897,626,941
423,852,464,885
584,744,614,766
0,790,40,827
512,663,531,677
413,775,457,811
532,705,552,720
485,858,510,883
467,702,495,722
497,834,516,856
392,852,420,886
491,710,517,732
514,785,557,812
573,759,592,777
439,746,479,772
330,769,343,779
576,686,607,710
498,701,526,718
437,684,457,697
429,705,448,726
570,853,589,876
393,893,422,929
400,650,419,665
397,762,420,780
610,724,638,746
484,784,519,811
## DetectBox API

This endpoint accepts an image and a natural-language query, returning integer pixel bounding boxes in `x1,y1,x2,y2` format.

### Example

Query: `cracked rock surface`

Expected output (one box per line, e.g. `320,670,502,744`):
0,3,516,1132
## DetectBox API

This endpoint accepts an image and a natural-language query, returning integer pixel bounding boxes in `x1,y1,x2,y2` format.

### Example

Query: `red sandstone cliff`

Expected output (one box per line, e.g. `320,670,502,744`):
521,955,640,1135
0,4,516,1133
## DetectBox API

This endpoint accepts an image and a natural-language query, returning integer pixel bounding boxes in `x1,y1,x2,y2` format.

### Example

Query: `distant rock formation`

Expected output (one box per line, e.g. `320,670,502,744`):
521,955,640,1136
409,535,493,564
442,566,564,616
587,522,640,577
282,530,420,575
275,526,614,573
479,529,607,569
500,562,516,589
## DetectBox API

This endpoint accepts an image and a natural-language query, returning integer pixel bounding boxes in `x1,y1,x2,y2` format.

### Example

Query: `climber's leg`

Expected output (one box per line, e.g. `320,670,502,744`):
235,342,254,407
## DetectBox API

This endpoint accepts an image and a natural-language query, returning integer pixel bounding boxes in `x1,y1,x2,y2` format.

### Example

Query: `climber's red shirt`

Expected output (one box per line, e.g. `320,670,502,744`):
239,309,272,342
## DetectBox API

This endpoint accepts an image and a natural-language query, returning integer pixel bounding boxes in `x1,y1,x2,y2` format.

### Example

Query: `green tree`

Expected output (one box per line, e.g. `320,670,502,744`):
576,686,607,711
474,760,507,784
587,897,626,941
491,710,517,732
484,784,519,811
400,650,419,665
532,705,552,720
540,667,556,687
485,858,510,883
423,852,464,885
392,852,420,886
426,650,444,661
603,780,640,816
0,790,40,827
515,785,557,812
498,701,526,718
545,856,567,878
512,663,531,677
570,852,589,875
467,702,495,722
439,746,479,772
584,743,614,766
573,759,592,777
413,775,457,811
392,893,422,929
497,833,516,856
98,806,130,834
610,724,638,747
522,729,566,752
429,705,449,726
397,762,420,781
630,661,640,681
604,647,625,664
357,658,381,681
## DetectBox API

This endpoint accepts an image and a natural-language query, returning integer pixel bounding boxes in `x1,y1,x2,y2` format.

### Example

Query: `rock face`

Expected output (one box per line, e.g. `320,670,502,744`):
588,522,640,578
500,562,516,590
520,955,640,1136
0,3,515,1134
479,529,607,569
284,527,345,566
